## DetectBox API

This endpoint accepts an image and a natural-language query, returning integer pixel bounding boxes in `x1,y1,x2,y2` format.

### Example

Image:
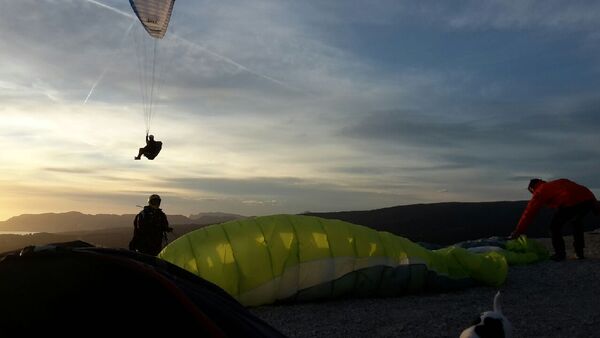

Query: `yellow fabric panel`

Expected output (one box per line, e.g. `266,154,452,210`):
252,215,298,278
316,217,356,258
160,224,241,297
377,231,407,264
394,235,432,263
291,215,333,262
221,219,274,294
347,222,386,258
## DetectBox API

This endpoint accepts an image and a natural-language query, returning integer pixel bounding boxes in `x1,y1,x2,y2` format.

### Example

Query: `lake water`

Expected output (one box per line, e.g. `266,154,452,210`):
0,231,38,235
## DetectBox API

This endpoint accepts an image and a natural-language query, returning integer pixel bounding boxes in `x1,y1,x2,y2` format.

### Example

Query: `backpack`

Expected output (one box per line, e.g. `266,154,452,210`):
129,207,169,255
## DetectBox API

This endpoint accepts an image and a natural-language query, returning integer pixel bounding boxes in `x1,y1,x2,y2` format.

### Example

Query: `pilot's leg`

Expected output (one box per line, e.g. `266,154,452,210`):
134,147,145,160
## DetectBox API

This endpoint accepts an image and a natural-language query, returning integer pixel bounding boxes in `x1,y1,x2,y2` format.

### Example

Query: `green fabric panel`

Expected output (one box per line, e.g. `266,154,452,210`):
376,264,411,296
460,250,507,287
434,247,507,287
330,268,358,298
253,215,299,278
157,230,199,274
377,231,405,264
348,222,386,258
397,235,435,264
159,224,241,297
291,215,333,263
221,219,274,294
289,264,478,303
319,218,356,258
354,265,387,297
292,266,396,301
291,281,332,303
504,235,550,264
405,264,428,293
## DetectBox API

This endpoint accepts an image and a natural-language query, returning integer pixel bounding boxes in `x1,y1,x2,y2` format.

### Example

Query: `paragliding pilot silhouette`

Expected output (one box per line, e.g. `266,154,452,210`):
135,133,162,160
129,194,172,256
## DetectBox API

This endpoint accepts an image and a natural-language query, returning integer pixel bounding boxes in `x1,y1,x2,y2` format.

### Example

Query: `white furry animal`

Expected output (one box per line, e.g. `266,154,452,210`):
459,291,512,338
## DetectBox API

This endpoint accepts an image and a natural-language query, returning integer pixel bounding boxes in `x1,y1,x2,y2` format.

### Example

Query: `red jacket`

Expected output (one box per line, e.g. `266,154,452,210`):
514,179,597,236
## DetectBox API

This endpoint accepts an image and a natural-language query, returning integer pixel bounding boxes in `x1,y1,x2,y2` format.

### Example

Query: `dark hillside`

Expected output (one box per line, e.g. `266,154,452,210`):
307,201,600,244
0,223,211,254
0,211,194,233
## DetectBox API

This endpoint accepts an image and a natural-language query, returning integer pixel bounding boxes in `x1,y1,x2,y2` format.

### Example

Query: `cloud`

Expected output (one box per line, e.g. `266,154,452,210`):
338,95,600,189
442,1,600,31
43,167,97,174
162,175,416,214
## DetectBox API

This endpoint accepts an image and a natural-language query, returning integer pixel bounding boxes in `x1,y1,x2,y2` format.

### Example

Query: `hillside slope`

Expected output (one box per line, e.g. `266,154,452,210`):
307,201,600,244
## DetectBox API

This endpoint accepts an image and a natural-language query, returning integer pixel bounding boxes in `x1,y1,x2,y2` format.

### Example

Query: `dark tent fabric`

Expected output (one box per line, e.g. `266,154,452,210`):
0,242,285,337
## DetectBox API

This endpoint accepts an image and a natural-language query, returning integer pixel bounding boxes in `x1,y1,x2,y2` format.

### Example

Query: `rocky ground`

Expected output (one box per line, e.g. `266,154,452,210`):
251,231,600,338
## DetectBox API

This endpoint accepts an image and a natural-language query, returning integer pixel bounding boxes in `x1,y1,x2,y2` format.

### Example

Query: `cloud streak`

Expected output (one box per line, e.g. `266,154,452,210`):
84,21,135,104
83,0,134,18
84,0,294,92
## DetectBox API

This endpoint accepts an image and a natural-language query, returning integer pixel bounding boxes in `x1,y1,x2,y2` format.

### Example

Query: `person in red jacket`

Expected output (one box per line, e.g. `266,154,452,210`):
509,178,599,261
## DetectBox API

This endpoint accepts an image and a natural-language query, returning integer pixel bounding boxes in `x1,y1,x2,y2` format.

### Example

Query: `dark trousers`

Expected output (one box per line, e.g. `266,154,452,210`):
550,200,594,256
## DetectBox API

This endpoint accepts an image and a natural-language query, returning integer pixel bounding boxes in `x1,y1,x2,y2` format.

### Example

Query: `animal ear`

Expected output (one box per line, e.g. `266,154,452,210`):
493,291,502,313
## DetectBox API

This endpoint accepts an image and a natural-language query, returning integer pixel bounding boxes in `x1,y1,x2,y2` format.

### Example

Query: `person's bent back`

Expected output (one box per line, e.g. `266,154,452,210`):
510,178,598,261
144,140,162,160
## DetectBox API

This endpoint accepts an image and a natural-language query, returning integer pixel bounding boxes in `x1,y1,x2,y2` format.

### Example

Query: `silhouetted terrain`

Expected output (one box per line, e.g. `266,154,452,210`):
0,211,192,232
0,211,244,233
0,212,244,253
190,212,246,224
307,201,600,244
0,224,211,254
2,201,598,253
2,203,600,337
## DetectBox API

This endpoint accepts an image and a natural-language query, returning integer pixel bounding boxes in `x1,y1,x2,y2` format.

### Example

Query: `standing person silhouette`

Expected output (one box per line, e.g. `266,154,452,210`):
129,194,172,256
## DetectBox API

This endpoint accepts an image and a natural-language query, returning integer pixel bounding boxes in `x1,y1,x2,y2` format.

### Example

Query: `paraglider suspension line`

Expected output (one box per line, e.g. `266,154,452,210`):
148,39,158,134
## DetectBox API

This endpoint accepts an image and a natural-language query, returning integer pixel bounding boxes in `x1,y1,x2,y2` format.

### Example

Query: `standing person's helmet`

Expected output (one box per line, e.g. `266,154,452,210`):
148,194,161,207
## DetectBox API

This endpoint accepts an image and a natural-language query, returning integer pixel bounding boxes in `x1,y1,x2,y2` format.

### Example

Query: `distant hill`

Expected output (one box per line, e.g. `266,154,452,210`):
306,201,600,245
189,212,246,224
0,221,237,254
0,211,247,233
2,202,598,252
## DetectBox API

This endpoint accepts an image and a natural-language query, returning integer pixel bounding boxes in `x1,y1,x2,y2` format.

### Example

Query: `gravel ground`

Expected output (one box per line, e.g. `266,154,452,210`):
251,231,600,338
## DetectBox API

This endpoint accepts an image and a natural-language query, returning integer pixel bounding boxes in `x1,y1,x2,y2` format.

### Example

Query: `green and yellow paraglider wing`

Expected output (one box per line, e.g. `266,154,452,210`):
159,215,543,307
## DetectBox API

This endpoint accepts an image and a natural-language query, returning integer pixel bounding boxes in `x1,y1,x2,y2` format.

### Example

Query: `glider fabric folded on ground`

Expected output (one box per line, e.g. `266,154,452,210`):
159,215,548,306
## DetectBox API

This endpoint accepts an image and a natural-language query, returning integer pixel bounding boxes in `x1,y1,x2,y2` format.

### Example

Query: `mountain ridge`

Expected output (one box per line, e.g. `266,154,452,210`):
0,211,244,233
2,201,598,244
306,200,600,244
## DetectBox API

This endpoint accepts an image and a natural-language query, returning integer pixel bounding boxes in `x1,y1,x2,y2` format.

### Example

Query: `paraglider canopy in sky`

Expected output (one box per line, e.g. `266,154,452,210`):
129,0,175,39
128,0,176,143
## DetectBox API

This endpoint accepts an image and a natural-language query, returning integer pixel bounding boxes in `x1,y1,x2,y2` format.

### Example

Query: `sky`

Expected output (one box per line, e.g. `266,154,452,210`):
1,0,600,221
